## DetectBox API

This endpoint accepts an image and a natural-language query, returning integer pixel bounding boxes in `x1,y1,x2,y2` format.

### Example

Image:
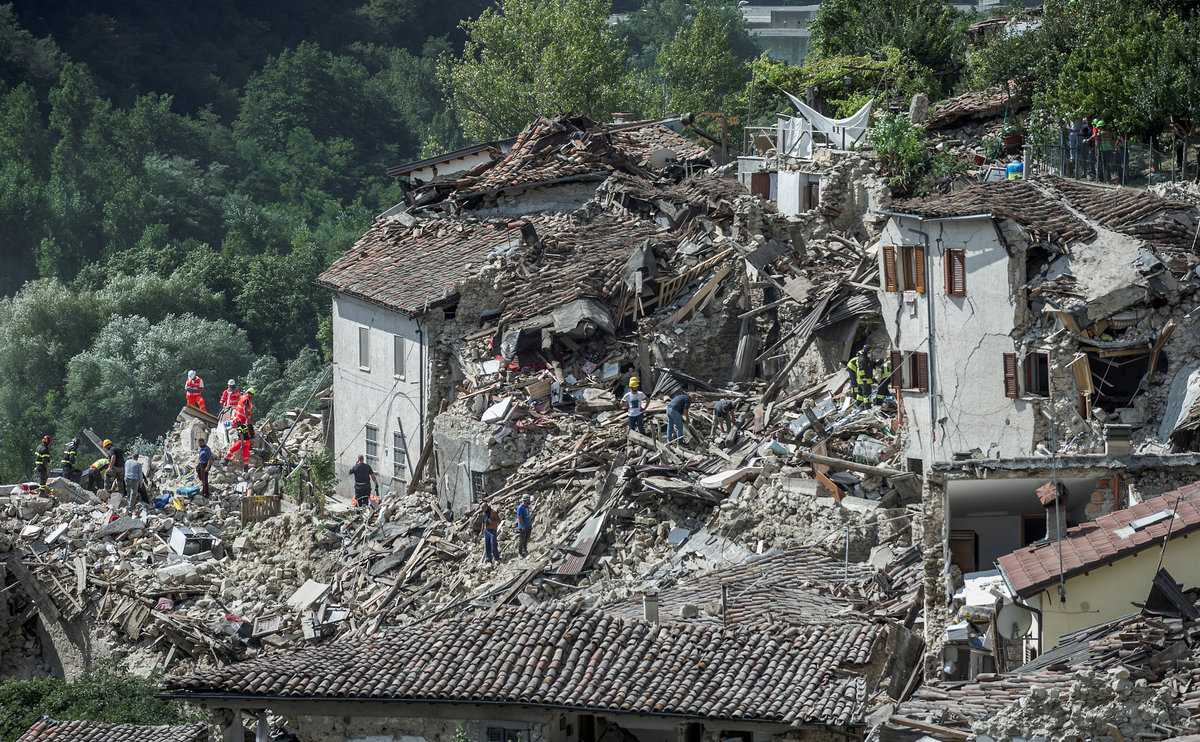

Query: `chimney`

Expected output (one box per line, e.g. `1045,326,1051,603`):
1036,481,1070,541
643,592,659,623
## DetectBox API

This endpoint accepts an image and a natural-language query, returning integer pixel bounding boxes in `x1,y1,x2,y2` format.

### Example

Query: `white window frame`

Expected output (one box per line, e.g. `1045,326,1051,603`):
392,431,406,487
393,334,406,380
364,424,379,467
358,327,370,371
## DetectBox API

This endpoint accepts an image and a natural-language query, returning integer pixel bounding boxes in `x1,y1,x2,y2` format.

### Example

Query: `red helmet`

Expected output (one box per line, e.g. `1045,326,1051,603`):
42,435,52,443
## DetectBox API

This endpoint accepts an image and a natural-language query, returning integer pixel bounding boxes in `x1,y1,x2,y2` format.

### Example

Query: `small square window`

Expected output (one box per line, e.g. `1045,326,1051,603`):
358,327,370,371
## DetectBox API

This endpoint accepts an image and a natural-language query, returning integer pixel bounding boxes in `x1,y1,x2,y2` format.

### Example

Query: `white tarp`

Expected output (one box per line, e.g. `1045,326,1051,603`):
783,92,873,150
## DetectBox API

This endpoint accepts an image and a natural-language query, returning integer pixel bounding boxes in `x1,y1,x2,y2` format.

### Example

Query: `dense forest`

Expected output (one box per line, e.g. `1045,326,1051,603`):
1,0,1196,483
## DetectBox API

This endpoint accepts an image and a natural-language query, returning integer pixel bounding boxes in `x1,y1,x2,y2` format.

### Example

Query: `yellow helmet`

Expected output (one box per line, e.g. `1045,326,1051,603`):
102,439,112,448
629,376,640,388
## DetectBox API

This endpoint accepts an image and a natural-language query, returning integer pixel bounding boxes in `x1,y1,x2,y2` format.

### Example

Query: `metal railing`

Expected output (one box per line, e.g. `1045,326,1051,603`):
1025,130,1196,187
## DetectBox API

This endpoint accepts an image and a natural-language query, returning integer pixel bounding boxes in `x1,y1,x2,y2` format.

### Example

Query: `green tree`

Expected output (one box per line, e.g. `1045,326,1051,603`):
0,661,198,742
655,5,747,115
0,82,49,293
809,0,971,97
439,0,632,140
618,0,758,74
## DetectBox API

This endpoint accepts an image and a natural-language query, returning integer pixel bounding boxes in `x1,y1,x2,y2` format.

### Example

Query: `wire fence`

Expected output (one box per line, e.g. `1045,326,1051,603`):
1024,130,1197,187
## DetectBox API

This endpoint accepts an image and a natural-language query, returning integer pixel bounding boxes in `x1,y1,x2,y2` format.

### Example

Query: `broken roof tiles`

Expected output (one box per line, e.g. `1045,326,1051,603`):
925,83,1023,130
315,219,530,316
454,115,708,199
15,719,207,742
998,480,1200,597
163,602,884,726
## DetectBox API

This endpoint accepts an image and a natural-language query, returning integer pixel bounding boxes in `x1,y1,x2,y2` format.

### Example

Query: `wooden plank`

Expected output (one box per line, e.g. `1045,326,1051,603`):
74,556,87,596
4,556,61,623
886,716,970,740
663,265,732,326
557,510,609,576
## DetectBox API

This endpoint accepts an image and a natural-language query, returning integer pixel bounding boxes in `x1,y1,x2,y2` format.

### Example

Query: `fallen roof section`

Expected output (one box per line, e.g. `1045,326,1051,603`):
997,479,1200,598
163,602,884,728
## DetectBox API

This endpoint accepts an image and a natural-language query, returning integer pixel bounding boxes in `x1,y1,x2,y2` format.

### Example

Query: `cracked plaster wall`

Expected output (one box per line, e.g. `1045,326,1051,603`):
877,217,1037,464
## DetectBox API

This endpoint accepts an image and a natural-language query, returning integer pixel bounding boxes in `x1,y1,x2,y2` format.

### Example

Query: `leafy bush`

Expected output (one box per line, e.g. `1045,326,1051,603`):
0,661,200,742
870,112,927,192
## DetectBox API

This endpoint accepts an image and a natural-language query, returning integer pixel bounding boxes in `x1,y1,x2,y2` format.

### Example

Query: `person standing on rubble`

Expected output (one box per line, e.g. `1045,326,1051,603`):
219,379,240,412
197,437,212,499
665,392,695,442
622,376,648,435
225,387,255,470
125,453,147,510
104,439,126,496
34,435,52,494
348,455,378,508
847,346,875,406
479,501,501,564
185,370,206,411
60,438,80,482
874,354,892,405
516,493,533,557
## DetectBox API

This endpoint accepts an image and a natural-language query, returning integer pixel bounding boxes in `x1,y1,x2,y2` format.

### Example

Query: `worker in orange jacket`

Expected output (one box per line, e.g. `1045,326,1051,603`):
219,378,240,411
185,370,206,411
225,388,256,469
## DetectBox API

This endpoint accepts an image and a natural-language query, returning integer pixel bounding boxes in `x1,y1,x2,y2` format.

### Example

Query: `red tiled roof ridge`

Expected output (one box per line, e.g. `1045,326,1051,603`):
998,480,1200,597
15,718,207,742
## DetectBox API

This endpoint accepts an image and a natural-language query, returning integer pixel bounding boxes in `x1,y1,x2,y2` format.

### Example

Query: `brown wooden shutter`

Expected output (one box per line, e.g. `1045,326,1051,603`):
914,352,929,392
944,249,966,296
889,350,904,388
1003,352,1019,398
912,245,926,293
881,245,898,292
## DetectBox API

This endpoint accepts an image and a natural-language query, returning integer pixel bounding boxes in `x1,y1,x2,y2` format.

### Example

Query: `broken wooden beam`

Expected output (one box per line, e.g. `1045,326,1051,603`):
796,449,906,479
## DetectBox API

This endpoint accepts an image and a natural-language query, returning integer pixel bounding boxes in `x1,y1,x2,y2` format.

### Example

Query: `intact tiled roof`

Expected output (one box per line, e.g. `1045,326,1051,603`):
315,219,531,316
163,602,883,726
998,480,1200,597
455,115,709,198
890,178,1096,248
925,83,1023,130
15,719,207,742
500,214,677,326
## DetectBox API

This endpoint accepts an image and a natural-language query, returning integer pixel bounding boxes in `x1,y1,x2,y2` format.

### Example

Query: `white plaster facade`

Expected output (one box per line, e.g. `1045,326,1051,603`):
330,293,431,499
876,214,1037,465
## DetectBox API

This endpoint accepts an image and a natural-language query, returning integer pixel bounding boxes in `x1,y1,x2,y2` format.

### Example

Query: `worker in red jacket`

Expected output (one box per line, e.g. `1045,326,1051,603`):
225,388,256,469
185,370,206,411
219,378,241,411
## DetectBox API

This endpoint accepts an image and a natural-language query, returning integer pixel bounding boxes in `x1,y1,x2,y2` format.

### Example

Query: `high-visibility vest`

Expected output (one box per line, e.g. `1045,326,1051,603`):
35,444,51,468
185,376,204,393
233,394,252,424
88,458,109,472
220,388,240,407
61,447,78,467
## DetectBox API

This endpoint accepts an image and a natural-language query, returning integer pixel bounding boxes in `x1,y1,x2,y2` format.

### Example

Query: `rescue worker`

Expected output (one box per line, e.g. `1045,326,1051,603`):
81,458,109,492
34,435,52,494
225,387,256,470
185,370,206,411
219,378,240,411
60,438,81,482
621,376,648,435
847,345,875,406
874,355,891,405
104,439,126,496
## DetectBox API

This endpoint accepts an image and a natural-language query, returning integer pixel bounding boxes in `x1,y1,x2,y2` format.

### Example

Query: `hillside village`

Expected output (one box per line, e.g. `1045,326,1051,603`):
7,51,1200,742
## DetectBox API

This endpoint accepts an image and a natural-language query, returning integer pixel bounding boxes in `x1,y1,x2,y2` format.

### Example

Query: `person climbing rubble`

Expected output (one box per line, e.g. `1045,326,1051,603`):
665,392,695,442
105,439,126,496
185,370,206,411
225,387,255,470
34,434,52,495
847,346,875,406
219,378,240,411
125,452,147,511
348,455,378,508
516,493,533,557
60,437,80,482
622,376,648,435
196,437,212,499
80,457,108,492
712,399,735,436
480,501,501,564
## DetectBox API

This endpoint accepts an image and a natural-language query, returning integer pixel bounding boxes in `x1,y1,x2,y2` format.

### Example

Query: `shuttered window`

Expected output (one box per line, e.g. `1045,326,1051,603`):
889,350,904,387
1003,352,1019,398
944,249,966,296
913,352,929,392
881,245,898,291
906,245,926,293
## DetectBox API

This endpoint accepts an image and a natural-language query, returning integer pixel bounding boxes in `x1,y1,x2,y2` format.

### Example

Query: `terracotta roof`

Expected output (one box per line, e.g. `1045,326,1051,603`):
163,602,884,726
499,214,677,327
1047,176,1199,252
315,219,532,316
890,178,1096,248
15,719,207,742
455,115,709,198
925,83,1023,130
998,480,1200,597
601,545,922,628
